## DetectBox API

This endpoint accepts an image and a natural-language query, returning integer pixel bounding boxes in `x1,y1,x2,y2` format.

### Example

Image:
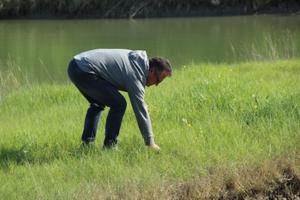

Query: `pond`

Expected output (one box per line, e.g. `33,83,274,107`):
0,15,300,82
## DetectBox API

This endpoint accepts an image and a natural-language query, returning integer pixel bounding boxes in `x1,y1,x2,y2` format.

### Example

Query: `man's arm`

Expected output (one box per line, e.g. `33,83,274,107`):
127,81,155,146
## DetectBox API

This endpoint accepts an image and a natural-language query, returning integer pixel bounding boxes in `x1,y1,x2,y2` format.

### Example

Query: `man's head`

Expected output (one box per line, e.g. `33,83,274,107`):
146,57,172,87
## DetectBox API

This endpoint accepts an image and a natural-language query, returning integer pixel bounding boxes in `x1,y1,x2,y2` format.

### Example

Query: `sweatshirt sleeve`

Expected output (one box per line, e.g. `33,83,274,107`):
127,80,154,145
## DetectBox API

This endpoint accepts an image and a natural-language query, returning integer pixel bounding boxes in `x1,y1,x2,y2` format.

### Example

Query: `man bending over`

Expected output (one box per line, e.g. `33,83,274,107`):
67,49,172,151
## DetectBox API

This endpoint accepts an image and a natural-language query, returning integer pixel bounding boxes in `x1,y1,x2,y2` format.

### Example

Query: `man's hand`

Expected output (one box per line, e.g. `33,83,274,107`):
148,143,161,153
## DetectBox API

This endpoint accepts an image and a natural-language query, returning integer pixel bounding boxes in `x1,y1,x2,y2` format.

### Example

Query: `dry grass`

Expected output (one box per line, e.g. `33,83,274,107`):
70,153,300,200
79,155,300,200
164,153,300,200
0,60,22,97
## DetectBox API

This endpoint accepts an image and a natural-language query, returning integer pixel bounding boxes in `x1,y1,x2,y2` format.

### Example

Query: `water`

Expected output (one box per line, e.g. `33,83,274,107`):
0,15,300,82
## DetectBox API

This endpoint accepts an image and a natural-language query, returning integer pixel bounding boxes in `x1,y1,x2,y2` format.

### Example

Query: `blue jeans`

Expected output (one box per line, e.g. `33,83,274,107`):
67,59,126,147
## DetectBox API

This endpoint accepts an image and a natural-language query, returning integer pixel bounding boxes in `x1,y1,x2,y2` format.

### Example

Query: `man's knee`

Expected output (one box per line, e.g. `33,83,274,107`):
118,98,127,112
89,103,105,113
112,97,127,113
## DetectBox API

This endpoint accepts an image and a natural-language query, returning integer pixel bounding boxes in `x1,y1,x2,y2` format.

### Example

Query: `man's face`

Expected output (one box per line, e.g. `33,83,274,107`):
146,69,170,87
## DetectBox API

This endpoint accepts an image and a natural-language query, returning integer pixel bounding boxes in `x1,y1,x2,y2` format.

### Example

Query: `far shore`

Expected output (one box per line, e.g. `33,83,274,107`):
0,2,299,19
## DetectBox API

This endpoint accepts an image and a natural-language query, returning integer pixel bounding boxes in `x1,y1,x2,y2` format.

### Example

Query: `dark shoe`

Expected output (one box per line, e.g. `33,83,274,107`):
102,139,118,150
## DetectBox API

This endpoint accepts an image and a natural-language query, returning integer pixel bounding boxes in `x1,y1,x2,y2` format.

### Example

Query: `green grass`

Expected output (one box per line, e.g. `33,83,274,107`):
0,59,299,199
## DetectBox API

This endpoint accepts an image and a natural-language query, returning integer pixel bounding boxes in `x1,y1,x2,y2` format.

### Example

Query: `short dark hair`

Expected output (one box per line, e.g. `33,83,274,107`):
149,57,172,76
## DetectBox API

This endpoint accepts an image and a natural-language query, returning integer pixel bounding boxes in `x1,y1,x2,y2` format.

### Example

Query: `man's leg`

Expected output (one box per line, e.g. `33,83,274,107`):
68,59,127,147
68,60,105,145
81,103,104,144
74,75,127,148
76,84,127,148
104,95,127,148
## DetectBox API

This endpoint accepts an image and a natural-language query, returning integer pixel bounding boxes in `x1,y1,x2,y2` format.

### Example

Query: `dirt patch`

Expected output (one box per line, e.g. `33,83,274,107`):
223,167,300,199
265,168,300,200
166,158,300,200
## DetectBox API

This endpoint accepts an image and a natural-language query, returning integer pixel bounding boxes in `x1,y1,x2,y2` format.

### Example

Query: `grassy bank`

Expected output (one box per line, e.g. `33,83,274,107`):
0,0,299,18
0,60,299,199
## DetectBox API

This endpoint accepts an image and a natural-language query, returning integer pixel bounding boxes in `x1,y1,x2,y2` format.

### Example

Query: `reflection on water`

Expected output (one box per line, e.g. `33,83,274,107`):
0,15,300,82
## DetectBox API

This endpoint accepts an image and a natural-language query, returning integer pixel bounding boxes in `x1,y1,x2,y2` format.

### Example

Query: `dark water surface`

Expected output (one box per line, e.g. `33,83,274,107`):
0,15,300,82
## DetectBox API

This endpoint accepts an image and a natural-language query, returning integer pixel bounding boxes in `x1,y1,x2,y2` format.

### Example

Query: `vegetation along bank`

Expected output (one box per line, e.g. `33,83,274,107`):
0,0,300,19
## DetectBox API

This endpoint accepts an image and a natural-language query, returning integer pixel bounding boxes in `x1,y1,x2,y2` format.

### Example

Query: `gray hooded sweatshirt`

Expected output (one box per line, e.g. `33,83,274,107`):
74,49,154,145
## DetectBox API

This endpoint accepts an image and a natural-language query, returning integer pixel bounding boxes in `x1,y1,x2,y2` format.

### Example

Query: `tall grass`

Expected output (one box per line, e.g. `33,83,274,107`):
231,31,297,62
0,59,299,199
0,58,29,97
